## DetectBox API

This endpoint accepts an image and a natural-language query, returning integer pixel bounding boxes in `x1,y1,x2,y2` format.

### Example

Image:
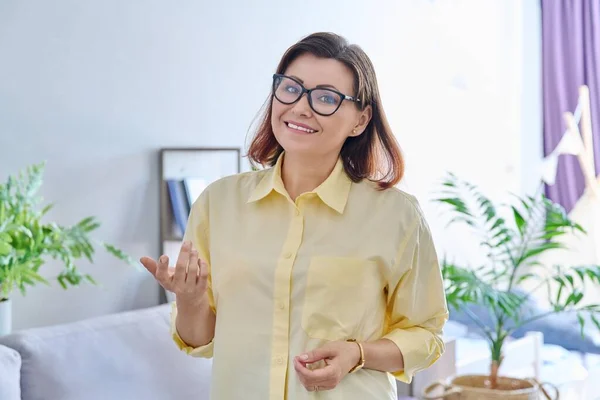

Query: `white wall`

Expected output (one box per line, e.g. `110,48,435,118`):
0,0,542,330
519,0,544,196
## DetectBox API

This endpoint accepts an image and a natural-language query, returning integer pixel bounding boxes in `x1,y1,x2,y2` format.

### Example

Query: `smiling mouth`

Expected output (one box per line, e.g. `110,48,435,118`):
285,122,317,134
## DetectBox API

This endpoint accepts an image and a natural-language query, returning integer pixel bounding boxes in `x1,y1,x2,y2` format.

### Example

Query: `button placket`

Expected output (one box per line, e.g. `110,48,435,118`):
268,202,305,399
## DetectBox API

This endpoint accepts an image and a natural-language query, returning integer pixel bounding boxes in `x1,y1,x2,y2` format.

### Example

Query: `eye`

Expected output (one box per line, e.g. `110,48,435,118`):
317,94,338,105
284,84,301,94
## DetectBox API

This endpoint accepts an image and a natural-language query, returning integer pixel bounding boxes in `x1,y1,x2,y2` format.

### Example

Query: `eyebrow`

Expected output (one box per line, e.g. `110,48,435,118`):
289,75,339,91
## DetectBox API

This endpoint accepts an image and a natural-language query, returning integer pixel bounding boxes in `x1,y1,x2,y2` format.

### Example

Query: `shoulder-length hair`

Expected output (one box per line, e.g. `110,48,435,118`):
246,32,404,189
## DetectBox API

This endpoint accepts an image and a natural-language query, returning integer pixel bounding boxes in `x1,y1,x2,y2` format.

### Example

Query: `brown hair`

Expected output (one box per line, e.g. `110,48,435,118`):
246,32,404,189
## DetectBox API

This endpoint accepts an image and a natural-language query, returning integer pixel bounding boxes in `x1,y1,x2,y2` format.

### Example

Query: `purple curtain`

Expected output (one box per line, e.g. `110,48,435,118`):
542,0,600,212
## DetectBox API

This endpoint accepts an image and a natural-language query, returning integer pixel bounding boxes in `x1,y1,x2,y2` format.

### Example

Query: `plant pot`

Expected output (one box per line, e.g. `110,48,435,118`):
0,298,11,335
421,375,559,400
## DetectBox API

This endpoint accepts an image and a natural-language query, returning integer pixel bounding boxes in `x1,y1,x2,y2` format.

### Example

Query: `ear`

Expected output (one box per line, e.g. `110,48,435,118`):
349,105,372,137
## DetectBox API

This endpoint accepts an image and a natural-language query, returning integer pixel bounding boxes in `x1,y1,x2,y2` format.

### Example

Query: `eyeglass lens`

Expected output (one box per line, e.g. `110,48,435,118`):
273,75,342,116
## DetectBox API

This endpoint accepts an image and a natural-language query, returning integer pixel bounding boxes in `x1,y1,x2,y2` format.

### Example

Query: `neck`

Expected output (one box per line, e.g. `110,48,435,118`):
281,152,338,201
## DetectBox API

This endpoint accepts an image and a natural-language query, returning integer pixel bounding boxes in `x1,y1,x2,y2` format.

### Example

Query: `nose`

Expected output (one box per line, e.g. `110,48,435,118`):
290,92,313,118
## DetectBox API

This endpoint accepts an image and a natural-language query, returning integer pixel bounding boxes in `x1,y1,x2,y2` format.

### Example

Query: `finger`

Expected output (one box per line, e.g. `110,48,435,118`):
294,358,322,382
139,257,158,276
167,266,176,279
319,384,335,391
294,359,337,384
186,250,199,289
295,359,334,391
298,348,334,364
155,255,172,288
173,241,191,285
293,358,309,387
294,357,311,376
198,259,209,288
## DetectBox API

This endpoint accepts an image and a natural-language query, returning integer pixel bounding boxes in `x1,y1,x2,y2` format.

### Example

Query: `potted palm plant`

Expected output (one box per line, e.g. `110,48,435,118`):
422,173,600,400
0,162,134,335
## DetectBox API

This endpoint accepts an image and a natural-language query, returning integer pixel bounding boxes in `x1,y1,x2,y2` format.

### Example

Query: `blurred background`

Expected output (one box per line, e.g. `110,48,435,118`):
0,0,548,330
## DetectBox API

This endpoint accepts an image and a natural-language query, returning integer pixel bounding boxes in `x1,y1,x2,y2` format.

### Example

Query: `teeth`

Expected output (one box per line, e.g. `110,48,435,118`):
288,122,315,133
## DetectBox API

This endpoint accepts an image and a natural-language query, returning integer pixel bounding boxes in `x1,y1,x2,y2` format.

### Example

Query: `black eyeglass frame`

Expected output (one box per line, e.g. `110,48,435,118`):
272,73,361,116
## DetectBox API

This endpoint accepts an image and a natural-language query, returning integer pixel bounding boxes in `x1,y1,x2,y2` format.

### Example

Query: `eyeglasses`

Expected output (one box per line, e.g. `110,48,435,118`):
272,74,361,116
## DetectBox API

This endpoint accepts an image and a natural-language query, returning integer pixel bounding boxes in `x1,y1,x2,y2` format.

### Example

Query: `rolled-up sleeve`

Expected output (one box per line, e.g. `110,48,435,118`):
170,302,214,357
382,214,449,383
169,192,216,358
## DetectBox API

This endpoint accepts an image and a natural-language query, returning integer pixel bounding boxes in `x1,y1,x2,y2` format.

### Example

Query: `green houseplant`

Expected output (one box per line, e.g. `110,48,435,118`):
426,173,600,398
0,162,133,333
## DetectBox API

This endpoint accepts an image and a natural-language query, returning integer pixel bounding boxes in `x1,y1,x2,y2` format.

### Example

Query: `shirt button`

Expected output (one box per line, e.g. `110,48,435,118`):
276,356,284,364
278,301,285,310
294,209,300,216
284,252,292,259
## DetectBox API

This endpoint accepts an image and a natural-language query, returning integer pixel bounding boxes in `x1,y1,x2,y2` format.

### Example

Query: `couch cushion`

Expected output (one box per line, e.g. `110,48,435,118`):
0,343,21,400
0,304,212,400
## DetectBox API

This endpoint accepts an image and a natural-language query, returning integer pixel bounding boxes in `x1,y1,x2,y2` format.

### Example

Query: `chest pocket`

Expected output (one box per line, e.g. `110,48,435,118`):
301,256,380,341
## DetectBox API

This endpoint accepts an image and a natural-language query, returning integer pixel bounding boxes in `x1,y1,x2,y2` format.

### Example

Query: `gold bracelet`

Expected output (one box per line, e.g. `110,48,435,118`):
346,339,365,373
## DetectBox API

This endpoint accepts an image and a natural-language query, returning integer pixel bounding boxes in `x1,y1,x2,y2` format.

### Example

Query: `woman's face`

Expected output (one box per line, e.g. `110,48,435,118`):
271,53,371,160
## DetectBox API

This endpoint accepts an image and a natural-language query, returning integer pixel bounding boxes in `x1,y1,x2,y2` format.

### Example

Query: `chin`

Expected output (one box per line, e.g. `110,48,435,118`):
278,139,315,155
275,137,314,156
273,123,326,157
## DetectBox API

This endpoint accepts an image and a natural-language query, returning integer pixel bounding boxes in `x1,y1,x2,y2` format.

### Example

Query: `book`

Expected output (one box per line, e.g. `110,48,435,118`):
166,180,190,237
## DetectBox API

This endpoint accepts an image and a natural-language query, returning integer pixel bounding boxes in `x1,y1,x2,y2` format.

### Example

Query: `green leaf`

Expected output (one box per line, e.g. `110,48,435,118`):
103,243,135,265
0,241,11,255
591,314,600,332
565,291,584,307
489,218,505,233
564,274,574,287
77,216,101,232
57,276,67,289
84,274,97,285
516,273,536,284
511,206,526,235
435,197,472,215
519,242,562,264
77,216,96,227
442,179,457,188
17,225,33,240
23,269,48,285
40,203,53,216
70,246,81,258
572,266,600,284
577,313,586,338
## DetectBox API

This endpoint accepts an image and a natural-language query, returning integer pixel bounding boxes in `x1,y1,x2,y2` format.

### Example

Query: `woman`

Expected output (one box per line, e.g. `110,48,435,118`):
140,32,448,400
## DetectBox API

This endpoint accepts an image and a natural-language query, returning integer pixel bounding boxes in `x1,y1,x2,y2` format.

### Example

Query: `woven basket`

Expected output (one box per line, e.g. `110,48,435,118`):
421,375,559,400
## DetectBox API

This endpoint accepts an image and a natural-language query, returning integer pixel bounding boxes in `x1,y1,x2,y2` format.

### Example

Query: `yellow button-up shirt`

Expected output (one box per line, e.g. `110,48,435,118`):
170,153,448,400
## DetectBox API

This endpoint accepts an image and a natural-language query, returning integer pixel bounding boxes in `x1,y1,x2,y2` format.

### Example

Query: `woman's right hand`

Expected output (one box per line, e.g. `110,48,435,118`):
139,240,209,307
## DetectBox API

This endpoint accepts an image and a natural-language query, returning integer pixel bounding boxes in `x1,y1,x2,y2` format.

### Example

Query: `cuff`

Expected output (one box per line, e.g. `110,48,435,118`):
382,327,445,383
170,302,214,358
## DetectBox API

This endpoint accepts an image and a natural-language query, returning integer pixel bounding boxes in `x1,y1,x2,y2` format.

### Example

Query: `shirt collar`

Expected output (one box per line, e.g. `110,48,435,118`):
247,152,352,214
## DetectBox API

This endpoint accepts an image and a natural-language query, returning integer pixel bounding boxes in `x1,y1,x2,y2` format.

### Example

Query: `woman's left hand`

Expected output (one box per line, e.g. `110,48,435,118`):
294,340,361,392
